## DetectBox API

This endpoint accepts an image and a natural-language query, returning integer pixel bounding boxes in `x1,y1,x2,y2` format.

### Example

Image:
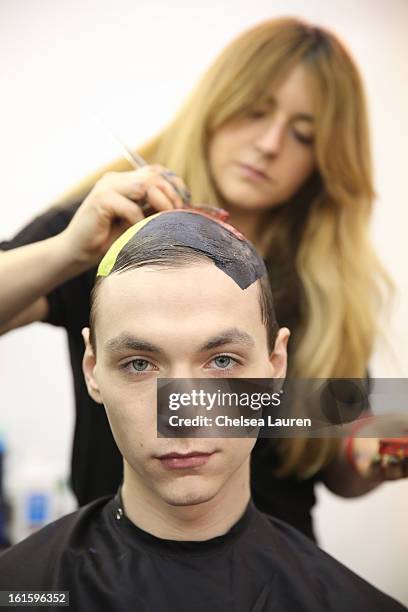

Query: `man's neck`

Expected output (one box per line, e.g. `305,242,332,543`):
121,460,251,541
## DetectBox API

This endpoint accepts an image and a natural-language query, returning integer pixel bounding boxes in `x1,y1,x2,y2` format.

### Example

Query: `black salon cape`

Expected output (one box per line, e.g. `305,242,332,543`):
0,496,405,612
0,205,322,539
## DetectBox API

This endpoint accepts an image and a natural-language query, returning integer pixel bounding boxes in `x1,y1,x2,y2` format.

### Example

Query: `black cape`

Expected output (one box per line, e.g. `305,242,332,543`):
0,495,405,612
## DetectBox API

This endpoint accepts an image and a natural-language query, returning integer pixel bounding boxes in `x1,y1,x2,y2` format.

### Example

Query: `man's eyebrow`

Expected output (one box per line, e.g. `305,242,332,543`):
104,334,163,355
199,328,255,351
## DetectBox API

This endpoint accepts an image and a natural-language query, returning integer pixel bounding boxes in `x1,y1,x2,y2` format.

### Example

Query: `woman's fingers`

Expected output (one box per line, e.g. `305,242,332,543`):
99,190,145,226
353,436,408,480
143,183,182,211
98,168,187,209
62,166,189,266
351,437,379,476
158,168,191,204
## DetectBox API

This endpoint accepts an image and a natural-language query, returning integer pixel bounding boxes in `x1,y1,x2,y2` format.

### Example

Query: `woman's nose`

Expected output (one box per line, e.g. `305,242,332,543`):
254,119,285,156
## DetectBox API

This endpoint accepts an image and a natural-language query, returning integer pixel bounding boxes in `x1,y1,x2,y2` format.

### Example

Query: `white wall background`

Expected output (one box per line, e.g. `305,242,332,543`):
0,0,407,605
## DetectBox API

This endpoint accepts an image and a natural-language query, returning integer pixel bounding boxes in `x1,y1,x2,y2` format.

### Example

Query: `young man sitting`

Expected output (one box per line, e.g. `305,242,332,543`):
0,210,405,611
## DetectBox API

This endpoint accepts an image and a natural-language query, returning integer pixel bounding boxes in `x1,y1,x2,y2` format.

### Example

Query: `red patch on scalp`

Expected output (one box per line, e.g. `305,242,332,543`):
172,206,245,241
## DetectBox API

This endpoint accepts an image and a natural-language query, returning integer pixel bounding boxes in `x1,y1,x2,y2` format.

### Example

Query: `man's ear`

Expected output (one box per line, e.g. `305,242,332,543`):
82,327,103,404
269,327,290,378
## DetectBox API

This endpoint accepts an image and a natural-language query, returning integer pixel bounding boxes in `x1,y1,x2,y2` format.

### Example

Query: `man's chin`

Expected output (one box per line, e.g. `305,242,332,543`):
161,488,217,508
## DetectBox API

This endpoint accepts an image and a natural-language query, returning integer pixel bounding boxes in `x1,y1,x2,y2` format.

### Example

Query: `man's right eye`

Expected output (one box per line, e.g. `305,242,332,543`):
120,359,158,375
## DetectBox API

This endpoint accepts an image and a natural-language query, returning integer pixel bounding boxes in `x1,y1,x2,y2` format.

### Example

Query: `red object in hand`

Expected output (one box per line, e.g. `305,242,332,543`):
379,438,408,459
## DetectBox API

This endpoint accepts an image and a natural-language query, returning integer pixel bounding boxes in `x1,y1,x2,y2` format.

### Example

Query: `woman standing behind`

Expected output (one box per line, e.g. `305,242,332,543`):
0,18,403,541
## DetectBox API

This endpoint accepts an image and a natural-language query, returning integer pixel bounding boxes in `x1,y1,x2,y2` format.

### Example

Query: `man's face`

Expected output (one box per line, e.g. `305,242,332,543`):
83,262,288,507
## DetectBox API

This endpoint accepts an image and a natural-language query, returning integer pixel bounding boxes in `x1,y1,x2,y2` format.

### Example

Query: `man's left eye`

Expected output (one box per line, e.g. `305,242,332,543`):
208,355,237,370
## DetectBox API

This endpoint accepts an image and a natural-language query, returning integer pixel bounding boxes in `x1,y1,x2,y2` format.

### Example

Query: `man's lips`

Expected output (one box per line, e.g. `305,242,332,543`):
156,451,216,470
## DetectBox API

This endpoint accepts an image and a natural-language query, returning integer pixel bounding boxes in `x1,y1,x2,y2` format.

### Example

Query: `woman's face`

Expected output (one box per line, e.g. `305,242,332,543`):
208,64,316,211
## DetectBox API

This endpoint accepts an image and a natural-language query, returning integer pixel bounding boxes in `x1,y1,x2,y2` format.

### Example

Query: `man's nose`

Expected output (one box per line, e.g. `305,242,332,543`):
254,118,285,156
167,364,197,379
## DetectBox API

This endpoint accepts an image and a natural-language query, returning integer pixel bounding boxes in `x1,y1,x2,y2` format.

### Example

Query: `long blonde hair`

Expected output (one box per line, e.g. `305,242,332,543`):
60,18,392,477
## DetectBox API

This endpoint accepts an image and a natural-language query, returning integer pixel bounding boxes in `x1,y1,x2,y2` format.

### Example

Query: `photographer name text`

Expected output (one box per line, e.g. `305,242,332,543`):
166,415,312,428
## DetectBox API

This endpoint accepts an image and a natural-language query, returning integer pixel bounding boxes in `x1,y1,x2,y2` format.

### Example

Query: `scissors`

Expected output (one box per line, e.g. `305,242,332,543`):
103,123,229,222
107,131,191,211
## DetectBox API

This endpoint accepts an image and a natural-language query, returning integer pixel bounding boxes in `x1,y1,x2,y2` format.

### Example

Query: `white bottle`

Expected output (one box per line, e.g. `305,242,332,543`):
10,459,58,543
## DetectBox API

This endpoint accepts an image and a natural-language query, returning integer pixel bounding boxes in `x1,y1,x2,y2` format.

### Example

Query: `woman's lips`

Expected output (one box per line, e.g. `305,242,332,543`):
238,163,270,181
157,452,215,470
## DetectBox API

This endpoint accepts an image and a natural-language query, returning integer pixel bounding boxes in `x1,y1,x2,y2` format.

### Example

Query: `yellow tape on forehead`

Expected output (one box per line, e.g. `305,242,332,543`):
97,212,162,277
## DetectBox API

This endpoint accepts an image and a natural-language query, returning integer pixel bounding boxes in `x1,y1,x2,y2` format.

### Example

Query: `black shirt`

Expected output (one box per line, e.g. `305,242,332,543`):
1,205,317,539
0,495,404,612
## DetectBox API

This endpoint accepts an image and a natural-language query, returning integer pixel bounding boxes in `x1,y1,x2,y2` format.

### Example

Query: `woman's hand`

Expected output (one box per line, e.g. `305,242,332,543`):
321,434,408,497
350,437,408,481
60,165,189,266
